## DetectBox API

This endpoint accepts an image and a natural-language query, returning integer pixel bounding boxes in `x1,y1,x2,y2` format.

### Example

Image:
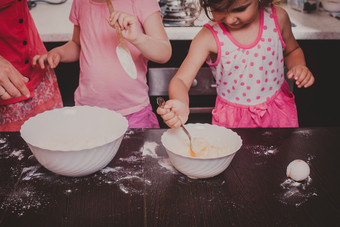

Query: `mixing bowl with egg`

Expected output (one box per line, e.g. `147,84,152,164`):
161,123,242,179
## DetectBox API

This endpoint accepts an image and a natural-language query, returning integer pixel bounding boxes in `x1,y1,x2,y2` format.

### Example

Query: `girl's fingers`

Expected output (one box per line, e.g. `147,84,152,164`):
113,12,122,29
303,74,315,88
297,72,310,87
162,110,176,122
121,15,133,30
165,116,182,129
38,56,46,69
286,69,294,79
31,55,40,67
48,54,60,69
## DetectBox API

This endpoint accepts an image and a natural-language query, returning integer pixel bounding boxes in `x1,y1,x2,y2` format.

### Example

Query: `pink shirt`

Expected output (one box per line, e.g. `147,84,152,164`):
69,0,160,115
205,7,286,106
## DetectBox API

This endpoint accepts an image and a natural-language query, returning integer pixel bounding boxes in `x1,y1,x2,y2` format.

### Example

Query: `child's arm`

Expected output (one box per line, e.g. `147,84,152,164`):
157,27,217,128
32,25,81,69
276,6,314,88
107,11,171,64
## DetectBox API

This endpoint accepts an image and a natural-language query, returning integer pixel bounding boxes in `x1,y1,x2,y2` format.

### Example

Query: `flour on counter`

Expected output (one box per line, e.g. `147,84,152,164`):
0,137,8,150
123,129,135,139
262,131,273,136
276,153,317,207
9,149,25,161
1,135,177,217
243,145,279,162
157,158,177,174
119,156,140,163
22,166,42,181
0,185,49,217
141,141,180,176
276,177,317,207
306,153,316,164
141,141,159,158
94,150,146,195
248,145,279,156
99,166,123,174
292,128,312,137
0,148,26,161
2,149,148,217
0,136,29,162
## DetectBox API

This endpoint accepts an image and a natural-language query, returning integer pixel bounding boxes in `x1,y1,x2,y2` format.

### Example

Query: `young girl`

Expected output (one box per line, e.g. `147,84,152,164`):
157,0,314,128
33,0,171,128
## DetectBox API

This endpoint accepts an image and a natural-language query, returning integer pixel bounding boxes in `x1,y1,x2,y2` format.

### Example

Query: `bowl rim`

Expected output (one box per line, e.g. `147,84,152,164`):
164,145,238,160
20,106,128,152
161,123,242,160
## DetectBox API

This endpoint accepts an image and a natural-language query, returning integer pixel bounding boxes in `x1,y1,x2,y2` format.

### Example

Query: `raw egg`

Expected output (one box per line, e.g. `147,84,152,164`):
286,159,310,181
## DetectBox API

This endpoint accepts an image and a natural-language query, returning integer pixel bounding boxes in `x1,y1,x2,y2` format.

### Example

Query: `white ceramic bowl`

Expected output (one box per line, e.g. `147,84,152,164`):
161,124,242,179
20,106,128,177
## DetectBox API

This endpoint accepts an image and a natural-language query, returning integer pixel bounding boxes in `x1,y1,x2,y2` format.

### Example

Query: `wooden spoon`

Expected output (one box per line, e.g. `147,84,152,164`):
106,0,137,79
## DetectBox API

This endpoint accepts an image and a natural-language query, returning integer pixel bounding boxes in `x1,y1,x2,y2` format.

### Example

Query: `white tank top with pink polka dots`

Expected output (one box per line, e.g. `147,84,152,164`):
205,7,286,106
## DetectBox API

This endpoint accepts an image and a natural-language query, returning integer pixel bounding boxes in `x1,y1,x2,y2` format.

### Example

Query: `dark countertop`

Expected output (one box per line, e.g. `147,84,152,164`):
1,127,340,226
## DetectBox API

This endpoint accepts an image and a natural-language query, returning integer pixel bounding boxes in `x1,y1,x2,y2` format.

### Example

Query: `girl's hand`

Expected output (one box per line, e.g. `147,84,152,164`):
287,65,315,88
107,11,141,43
156,99,190,128
32,51,61,70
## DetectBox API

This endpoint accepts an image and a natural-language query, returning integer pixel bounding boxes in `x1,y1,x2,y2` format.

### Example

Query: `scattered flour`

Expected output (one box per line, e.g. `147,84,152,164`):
292,129,312,137
276,177,317,207
1,149,148,216
119,156,140,163
21,166,41,181
141,141,159,158
157,158,177,174
0,136,28,162
1,135,183,217
9,149,25,161
123,129,135,139
99,166,123,174
306,153,316,164
0,185,49,217
140,140,180,175
262,131,273,136
244,145,279,157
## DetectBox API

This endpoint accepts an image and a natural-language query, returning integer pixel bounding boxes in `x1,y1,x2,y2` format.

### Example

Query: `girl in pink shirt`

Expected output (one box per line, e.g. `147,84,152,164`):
157,0,314,128
33,0,171,128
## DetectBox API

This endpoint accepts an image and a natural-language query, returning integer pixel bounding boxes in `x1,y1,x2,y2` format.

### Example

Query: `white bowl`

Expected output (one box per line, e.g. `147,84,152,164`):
20,106,128,177
161,124,242,179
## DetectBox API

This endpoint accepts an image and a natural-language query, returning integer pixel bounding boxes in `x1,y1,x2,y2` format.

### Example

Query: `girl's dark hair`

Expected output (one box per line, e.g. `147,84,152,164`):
199,0,274,19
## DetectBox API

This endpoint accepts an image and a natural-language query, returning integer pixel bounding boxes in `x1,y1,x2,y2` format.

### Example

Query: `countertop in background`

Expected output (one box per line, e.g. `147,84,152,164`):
30,1,340,42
